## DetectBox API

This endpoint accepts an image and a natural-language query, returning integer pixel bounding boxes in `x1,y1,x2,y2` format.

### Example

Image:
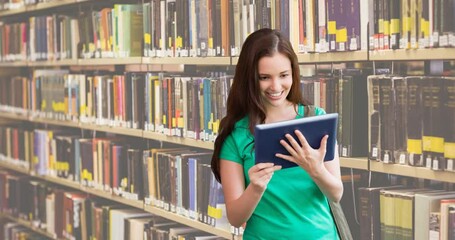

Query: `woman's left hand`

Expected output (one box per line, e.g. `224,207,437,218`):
275,130,328,177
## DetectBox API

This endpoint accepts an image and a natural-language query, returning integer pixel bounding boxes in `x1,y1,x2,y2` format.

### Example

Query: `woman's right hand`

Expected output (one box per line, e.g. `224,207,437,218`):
248,163,282,192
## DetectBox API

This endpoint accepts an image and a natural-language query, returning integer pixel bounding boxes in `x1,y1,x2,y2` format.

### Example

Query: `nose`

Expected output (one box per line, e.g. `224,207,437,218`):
270,77,280,90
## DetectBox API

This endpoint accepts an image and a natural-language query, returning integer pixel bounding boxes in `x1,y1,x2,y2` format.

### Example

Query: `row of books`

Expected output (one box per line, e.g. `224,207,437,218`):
0,70,232,142
367,75,455,172
0,68,370,158
359,186,455,240
0,219,49,240
370,0,455,50
1,0,454,62
303,68,370,157
0,124,231,233
0,170,226,240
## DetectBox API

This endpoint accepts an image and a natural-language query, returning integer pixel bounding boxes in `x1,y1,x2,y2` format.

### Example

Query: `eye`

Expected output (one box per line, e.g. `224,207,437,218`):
280,73,289,78
259,76,269,81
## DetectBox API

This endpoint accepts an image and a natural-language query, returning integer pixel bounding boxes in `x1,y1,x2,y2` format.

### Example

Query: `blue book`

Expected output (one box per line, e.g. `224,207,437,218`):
254,113,338,169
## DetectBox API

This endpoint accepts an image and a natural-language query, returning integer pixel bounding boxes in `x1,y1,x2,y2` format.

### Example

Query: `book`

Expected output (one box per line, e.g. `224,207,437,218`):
336,68,369,157
406,76,424,166
359,185,403,240
368,75,381,161
255,113,338,169
429,211,440,240
414,191,455,240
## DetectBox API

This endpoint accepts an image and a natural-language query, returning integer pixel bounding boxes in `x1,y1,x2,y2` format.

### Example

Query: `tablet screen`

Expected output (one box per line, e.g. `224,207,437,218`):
254,113,338,169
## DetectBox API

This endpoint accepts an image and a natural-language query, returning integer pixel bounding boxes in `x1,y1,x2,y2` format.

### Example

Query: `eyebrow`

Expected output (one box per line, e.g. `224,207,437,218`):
258,70,291,76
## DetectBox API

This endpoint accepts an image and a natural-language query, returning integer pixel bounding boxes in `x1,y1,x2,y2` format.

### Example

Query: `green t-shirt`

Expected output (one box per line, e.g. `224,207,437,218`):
220,104,339,239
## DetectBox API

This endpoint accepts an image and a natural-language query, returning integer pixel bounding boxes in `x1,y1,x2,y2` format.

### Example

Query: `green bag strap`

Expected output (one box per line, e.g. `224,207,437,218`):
329,201,354,240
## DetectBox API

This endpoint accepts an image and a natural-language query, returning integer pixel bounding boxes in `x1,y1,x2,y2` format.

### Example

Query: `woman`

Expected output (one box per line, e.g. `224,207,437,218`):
211,28,343,239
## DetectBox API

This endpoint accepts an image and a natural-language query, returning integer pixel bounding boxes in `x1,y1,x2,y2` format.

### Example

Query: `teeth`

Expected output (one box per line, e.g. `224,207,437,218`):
269,92,282,97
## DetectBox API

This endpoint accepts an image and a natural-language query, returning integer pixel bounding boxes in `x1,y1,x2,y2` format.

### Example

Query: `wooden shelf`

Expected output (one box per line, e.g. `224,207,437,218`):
232,51,369,65
27,59,78,67
340,157,368,170
369,48,455,61
143,131,214,150
81,185,145,209
32,117,80,128
297,51,368,63
0,0,81,17
3,49,453,68
38,174,146,211
369,161,455,183
26,0,76,11
0,7,26,17
78,57,143,65
0,61,28,67
144,205,232,239
0,161,29,174
79,123,144,137
0,212,55,239
0,111,29,121
143,57,231,65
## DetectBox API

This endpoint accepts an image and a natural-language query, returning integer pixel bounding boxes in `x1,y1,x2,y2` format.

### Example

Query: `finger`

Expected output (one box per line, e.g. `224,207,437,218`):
280,139,298,156
254,165,280,178
275,153,296,163
285,133,302,152
254,162,275,171
319,135,329,155
295,130,311,149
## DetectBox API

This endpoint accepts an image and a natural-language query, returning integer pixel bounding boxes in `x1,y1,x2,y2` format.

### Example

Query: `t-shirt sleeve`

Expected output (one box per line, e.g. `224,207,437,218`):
315,107,326,116
219,134,243,164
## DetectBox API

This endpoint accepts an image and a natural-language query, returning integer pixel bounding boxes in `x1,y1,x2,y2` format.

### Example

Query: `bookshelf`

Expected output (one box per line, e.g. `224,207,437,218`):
142,57,232,66
369,161,455,183
0,0,454,239
0,161,233,239
369,49,455,61
0,111,374,168
0,212,56,239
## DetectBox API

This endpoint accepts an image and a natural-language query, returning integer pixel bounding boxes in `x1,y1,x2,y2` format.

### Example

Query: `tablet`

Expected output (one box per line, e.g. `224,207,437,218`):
254,113,338,169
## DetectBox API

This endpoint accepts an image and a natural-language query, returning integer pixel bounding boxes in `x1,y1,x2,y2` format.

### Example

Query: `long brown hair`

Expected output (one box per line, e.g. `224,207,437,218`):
211,28,309,182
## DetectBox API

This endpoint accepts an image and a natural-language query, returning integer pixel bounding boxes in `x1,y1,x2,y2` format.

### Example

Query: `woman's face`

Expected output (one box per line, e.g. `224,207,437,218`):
257,52,293,110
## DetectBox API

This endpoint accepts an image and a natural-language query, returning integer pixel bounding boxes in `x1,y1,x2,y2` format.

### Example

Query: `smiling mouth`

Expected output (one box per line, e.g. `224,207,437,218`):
267,91,283,97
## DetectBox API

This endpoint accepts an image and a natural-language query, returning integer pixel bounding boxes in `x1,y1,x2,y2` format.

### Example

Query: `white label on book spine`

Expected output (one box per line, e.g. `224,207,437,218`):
399,154,406,164
383,154,389,164
339,43,345,51
342,147,347,157
440,35,449,47
449,34,455,46
432,159,439,170
371,147,378,157
409,153,415,165
426,157,432,168
433,32,440,45
411,37,417,49
349,38,357,50
190,49,197,57
447,159,454,171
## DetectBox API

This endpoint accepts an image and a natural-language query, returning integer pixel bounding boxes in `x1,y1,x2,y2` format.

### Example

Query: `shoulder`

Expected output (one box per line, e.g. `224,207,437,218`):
298,104,326,116
314,106,326,115
220,116,254,161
